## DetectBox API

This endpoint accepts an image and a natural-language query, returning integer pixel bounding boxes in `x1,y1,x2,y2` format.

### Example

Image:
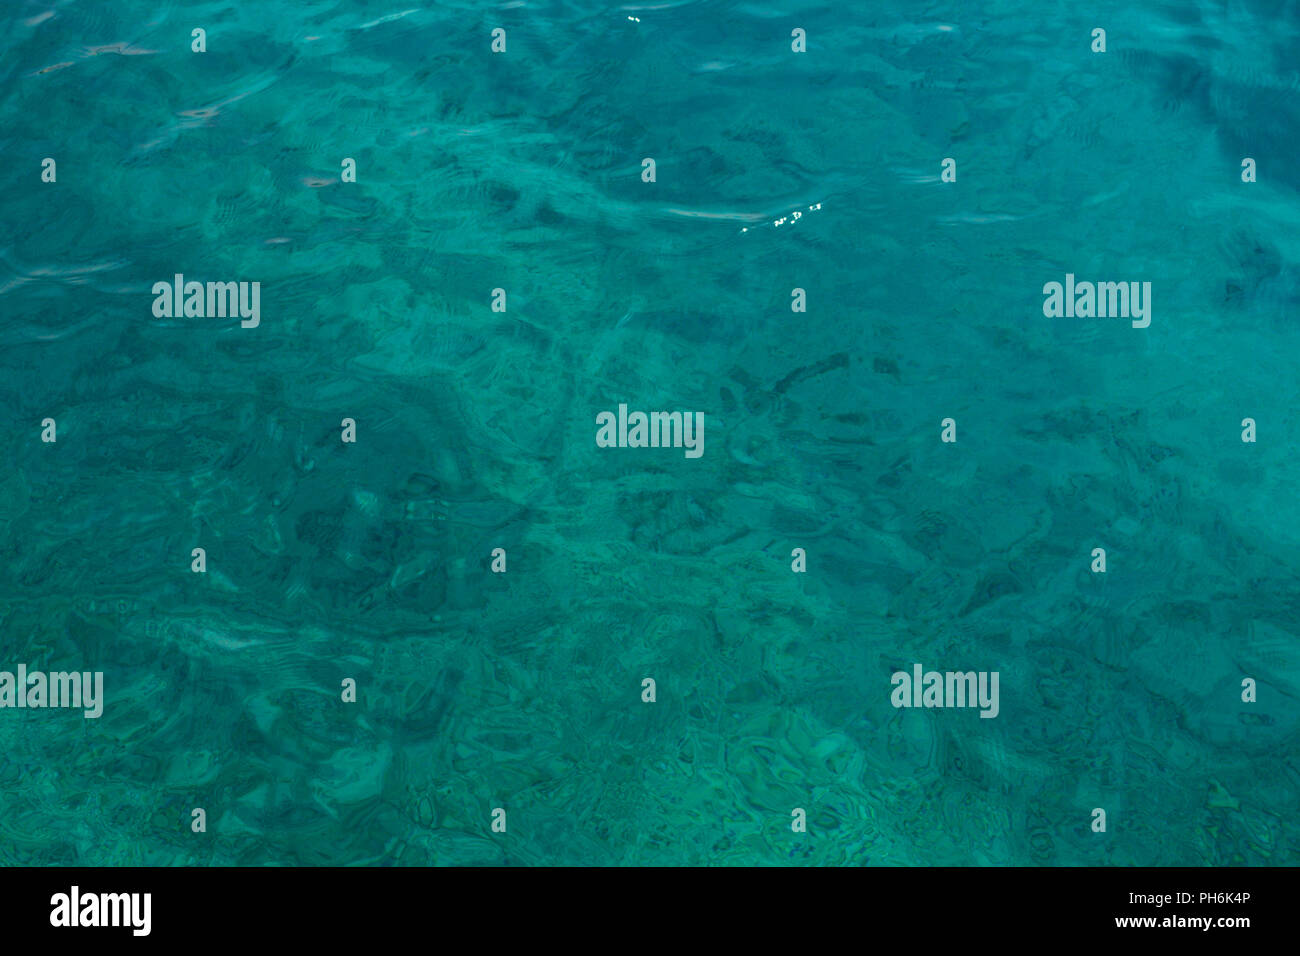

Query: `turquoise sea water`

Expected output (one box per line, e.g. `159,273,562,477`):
1,0,1297,866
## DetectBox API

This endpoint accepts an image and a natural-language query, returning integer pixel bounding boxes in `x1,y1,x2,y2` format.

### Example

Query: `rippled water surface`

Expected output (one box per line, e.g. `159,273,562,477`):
0,0,1297,865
